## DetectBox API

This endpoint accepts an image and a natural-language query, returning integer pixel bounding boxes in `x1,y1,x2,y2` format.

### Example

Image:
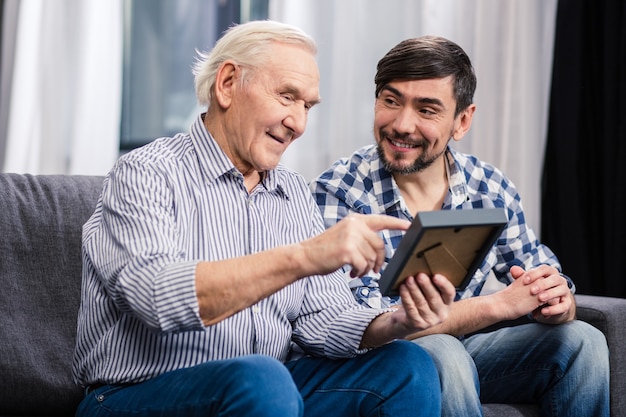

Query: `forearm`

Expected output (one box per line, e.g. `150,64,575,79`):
360,311,407,348
194,213,412,327
406,280,576,339
195,243,312,326
408,296,501,338
360,300,481,347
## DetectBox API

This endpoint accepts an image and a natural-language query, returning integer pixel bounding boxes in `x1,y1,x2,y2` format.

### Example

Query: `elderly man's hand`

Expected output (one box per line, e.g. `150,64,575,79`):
360,272,455,348
298,213,410,278
393,273,456,331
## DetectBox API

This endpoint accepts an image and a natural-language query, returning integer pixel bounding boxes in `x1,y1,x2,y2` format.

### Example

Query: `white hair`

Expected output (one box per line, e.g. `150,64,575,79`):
193,20,317,106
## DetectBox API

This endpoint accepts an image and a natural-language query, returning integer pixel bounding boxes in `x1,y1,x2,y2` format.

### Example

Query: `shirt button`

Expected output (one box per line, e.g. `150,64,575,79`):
252,305,260,314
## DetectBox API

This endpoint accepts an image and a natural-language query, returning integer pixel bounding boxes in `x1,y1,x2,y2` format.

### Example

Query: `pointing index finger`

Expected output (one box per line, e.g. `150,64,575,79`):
362,214,411,232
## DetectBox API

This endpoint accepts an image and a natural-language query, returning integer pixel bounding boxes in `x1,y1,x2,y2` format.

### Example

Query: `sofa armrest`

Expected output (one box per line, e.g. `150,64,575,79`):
575,294,626,417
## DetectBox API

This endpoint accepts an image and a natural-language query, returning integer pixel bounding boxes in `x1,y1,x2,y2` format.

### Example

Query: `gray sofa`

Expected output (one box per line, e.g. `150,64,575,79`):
0,172,624,417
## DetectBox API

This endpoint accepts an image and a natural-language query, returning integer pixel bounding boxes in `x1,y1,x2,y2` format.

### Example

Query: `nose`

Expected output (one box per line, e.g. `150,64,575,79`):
392,106,418,135
284,105,308,139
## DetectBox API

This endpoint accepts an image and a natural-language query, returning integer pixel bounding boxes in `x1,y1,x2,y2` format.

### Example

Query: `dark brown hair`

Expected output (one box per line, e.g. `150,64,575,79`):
375,36,476,116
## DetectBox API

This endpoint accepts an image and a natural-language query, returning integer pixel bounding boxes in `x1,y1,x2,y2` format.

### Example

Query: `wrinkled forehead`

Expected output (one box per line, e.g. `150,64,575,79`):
259,43,321,101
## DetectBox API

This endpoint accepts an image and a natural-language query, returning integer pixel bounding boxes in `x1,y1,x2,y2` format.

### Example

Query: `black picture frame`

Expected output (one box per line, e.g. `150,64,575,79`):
379,208,508,296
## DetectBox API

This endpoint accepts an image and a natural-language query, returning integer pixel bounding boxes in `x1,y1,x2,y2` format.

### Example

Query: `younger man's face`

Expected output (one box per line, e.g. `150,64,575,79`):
373,76,460,175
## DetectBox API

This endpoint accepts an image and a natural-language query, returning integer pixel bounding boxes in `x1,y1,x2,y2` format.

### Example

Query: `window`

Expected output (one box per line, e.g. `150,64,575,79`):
120,0,268,150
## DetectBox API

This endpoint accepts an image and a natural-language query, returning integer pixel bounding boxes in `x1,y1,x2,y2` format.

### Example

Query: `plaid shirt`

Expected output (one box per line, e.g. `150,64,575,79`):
310,144,572,309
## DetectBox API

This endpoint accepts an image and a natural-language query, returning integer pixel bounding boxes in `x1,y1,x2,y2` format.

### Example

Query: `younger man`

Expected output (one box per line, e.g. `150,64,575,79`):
311,36,609,417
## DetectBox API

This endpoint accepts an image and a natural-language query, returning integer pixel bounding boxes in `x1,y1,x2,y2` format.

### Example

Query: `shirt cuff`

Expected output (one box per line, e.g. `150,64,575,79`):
153,261,203,331
325,306,395,357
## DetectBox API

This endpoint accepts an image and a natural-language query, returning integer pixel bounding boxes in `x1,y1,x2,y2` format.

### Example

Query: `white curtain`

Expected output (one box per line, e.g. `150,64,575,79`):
3,0,123,175
271,0,557,234
1,0,557,231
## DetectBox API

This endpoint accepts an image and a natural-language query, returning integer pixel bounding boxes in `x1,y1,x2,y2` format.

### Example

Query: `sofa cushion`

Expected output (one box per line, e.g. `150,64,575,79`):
0,174,103,415
483,404,538,416
575,294,626,415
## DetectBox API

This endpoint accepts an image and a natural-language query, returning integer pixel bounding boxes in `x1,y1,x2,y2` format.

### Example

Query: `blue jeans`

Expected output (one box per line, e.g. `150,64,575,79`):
413,320,610,417
413,333,483,416
75,340,441,417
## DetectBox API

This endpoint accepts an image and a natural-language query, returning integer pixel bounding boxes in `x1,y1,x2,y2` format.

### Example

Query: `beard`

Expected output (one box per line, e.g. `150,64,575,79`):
377,138,446,175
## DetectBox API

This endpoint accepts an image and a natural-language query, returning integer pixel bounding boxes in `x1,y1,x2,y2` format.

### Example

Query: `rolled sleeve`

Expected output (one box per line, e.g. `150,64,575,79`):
153,261,203,331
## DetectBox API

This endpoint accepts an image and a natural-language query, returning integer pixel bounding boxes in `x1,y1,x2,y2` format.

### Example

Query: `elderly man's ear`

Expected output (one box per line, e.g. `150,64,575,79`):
213,61,240,109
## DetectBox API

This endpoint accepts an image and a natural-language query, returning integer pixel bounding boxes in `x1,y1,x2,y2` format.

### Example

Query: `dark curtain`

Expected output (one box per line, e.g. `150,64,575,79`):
542,0,626,298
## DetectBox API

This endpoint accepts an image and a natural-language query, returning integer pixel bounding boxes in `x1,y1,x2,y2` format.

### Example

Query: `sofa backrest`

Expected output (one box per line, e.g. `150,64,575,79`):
0,173,104,416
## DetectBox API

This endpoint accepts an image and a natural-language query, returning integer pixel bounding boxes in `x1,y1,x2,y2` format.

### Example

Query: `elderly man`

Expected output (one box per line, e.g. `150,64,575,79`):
72,21,455,417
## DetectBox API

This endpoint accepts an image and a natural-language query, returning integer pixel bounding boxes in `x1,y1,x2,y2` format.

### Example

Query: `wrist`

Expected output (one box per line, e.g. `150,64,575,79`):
484,291,512,322
289,242,316,278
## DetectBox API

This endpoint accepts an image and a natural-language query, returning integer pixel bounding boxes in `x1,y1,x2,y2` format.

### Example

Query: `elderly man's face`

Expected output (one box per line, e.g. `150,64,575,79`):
226,43,320,176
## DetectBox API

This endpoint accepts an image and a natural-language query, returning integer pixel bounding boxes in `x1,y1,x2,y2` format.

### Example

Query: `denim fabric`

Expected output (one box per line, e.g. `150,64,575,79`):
76,340,440,417
75,355,303,417
413,334,483,417
414,320,609,417
467,321,609,417
286,340,440,417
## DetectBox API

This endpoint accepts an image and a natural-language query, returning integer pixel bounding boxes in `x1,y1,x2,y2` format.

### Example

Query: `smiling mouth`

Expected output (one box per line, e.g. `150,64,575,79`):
388,138,419,149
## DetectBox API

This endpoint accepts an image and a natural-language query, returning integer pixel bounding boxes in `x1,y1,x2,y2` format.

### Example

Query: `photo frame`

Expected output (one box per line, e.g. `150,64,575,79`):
379,208,508,296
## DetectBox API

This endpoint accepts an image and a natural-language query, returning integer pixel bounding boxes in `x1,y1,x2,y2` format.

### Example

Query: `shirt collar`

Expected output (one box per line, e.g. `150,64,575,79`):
368,147,405,213
445,146,471,207
189,113,287,197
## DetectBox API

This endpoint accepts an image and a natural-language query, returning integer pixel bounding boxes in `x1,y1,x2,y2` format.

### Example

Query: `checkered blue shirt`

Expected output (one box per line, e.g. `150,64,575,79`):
310,144,573,309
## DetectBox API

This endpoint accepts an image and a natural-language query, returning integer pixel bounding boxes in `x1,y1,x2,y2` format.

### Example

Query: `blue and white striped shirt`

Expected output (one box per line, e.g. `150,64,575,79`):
72,115,384,386
310,144,573,309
